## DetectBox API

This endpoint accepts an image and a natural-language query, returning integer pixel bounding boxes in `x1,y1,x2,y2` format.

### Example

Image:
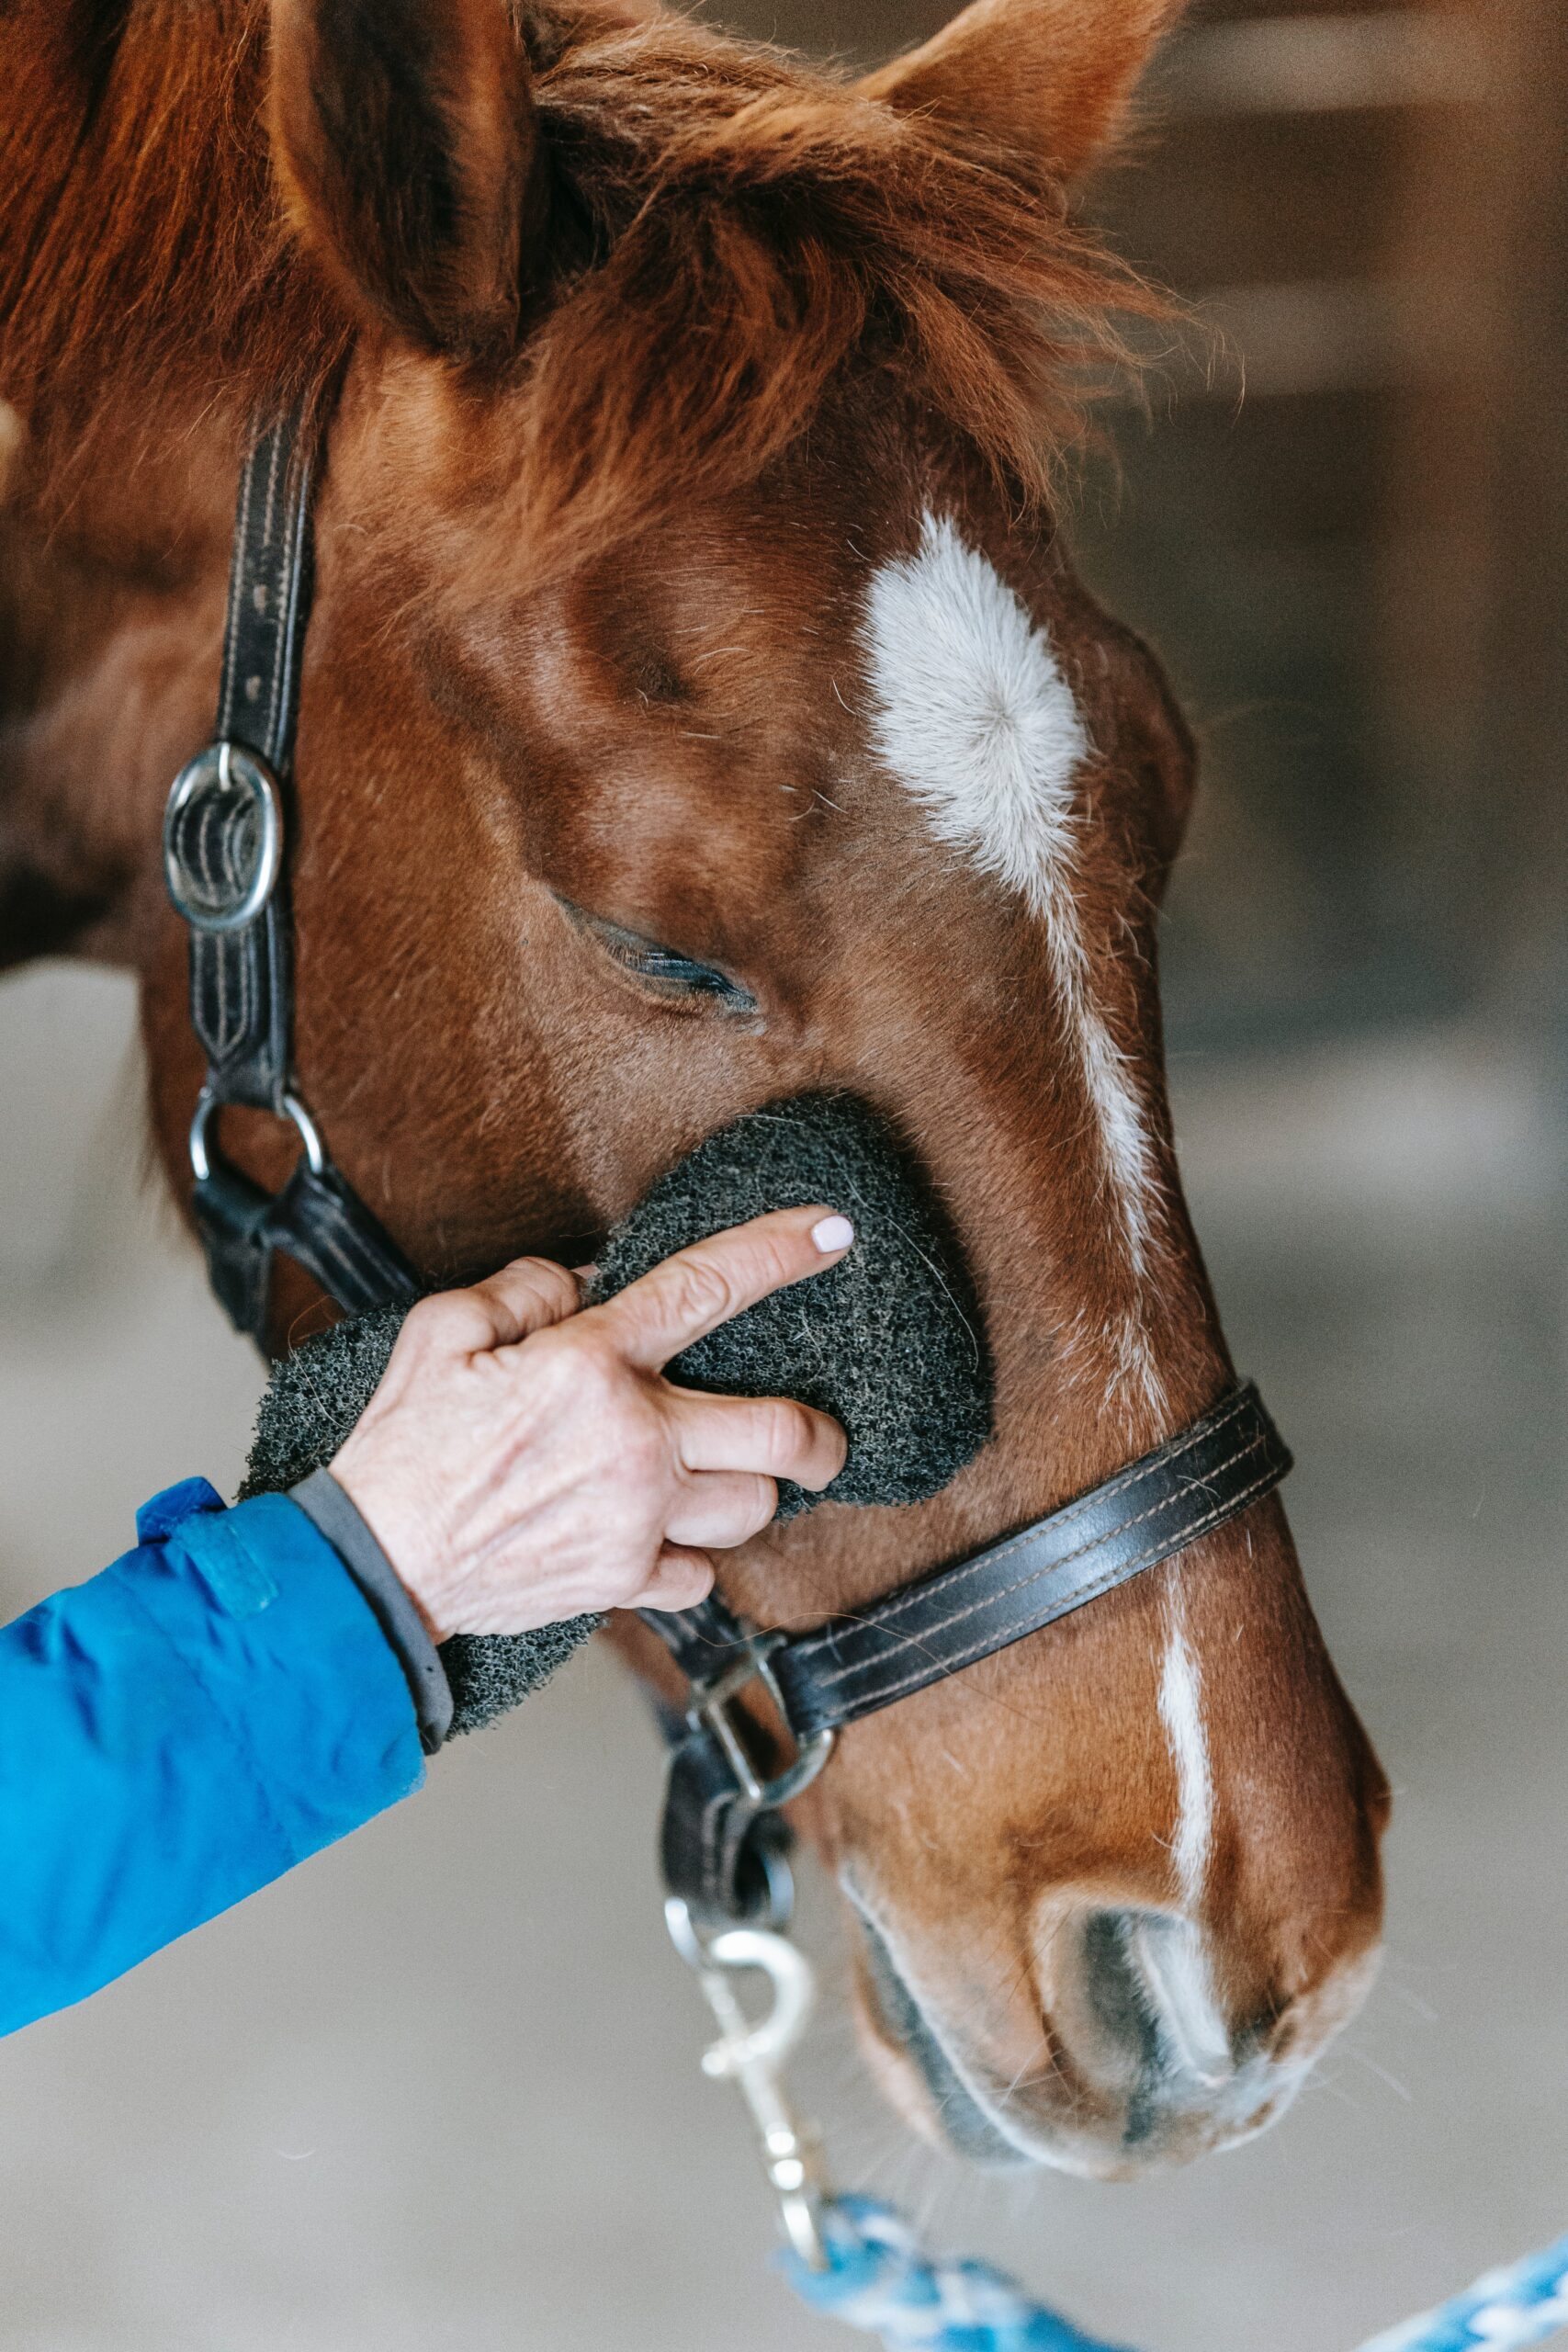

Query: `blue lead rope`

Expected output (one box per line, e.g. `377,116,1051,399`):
778,2199,1568,2352
781,2199,1134,2349
1357,2235,1568,2352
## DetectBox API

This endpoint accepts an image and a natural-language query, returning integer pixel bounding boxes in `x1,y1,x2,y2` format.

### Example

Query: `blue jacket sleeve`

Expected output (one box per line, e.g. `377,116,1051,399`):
0,1476,425,2038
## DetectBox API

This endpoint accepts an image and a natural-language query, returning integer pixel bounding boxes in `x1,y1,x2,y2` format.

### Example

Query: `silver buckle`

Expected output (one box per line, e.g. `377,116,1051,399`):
690,1634,836,1811
164,741,283,933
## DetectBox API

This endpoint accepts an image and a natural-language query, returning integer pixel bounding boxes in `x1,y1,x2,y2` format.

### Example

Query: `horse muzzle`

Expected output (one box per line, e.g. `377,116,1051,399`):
846,1893,1381,2179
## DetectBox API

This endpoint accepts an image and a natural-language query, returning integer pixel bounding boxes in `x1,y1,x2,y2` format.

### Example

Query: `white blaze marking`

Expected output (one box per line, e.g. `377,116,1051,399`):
1157,1608,1213,1908
1146,1603,1229,2084
861,512,1165,1398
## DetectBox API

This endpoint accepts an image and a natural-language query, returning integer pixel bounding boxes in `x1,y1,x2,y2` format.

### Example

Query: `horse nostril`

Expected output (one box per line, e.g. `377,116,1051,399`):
1077,1911,1161,2070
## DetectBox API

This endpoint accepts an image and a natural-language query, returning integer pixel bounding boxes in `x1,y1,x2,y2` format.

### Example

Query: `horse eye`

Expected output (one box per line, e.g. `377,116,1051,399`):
559,900,759,1014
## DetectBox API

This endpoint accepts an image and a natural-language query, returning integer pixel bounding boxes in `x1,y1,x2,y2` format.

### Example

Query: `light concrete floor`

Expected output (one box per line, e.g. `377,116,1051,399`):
1,962,1563,2352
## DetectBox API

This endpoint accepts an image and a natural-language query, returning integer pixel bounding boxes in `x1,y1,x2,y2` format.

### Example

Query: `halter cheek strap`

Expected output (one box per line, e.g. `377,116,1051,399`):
163,414,419,1344
645,1382,1292,1925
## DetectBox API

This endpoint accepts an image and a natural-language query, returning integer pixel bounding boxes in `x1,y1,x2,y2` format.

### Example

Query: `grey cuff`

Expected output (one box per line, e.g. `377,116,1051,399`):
288,1468,454,1756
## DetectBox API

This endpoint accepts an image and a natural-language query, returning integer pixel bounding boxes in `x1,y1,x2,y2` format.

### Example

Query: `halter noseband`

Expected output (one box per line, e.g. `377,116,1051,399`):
163,412,1292,1927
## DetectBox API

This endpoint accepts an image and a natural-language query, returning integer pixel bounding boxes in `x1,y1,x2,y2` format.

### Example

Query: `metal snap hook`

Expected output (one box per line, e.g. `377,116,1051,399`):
666,1898,829,2268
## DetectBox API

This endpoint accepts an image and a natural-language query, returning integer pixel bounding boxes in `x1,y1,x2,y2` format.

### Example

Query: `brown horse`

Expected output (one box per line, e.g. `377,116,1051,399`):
0,0,1388,2177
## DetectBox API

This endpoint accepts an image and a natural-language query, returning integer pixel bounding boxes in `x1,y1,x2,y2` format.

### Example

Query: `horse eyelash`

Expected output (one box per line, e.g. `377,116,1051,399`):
608,933,756,1009
560,899,760,1014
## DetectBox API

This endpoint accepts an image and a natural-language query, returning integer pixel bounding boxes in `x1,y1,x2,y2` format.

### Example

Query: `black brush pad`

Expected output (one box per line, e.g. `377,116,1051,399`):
240,1092,992,1738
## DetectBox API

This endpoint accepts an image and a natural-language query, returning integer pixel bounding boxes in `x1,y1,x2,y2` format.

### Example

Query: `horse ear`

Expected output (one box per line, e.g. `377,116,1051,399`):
858,0,1182,187
268,0,543,360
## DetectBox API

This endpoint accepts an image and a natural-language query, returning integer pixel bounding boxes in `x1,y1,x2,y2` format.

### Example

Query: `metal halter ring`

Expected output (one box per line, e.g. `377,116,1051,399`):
690,1634,837,1811
163,740,283,934
187,1084,328,1186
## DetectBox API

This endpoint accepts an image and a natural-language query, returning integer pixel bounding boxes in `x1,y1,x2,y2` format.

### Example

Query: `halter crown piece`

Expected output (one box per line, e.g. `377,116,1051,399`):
165,412,1293,1927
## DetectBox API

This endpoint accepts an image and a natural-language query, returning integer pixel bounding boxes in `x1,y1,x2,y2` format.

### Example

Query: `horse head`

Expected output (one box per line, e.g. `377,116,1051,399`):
5,0,1388,2177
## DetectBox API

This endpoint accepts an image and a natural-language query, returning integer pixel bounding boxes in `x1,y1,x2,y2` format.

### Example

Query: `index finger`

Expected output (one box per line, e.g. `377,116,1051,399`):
585,1206,855,1371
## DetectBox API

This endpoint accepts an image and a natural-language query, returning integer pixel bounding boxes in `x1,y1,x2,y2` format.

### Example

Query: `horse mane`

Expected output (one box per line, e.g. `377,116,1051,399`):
1,0,1157,559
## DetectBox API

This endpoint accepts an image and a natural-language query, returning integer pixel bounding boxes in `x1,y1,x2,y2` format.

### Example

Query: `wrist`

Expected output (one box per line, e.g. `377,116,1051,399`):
329,1447,455,1645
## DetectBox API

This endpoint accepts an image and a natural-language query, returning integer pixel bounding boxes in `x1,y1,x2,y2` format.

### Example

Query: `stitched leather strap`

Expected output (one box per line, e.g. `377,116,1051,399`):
164,412,420,1344
646,1592,756,1685
774,1381,1290,1736
188,1148,422,1338
645,1382,1290,1923
168,424,312,1109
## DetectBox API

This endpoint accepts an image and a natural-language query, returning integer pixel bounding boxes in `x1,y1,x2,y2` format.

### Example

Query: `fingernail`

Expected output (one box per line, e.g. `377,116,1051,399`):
811,1215,855,1253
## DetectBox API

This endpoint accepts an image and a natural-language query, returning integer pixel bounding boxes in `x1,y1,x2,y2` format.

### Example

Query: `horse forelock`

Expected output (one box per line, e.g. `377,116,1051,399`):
0,0,1161,557
505,18,1161,560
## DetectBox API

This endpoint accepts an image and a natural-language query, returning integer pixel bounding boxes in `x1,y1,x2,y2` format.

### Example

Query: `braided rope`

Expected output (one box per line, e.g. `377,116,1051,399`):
781,2199,1132,2350
1357,2234,1568,2351
778,2199,1568,2352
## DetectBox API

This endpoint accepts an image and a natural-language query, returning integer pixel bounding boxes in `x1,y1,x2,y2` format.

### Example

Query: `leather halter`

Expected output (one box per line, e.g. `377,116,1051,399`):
647,1379,1289,1921
163,412,419,1340
164,412,1293,1926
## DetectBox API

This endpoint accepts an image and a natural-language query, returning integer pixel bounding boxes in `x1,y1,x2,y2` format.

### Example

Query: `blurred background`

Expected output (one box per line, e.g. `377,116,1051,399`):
2,2,1564,2347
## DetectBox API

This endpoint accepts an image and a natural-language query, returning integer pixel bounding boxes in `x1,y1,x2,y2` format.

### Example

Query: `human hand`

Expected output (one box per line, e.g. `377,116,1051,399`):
330,1207,853,1640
